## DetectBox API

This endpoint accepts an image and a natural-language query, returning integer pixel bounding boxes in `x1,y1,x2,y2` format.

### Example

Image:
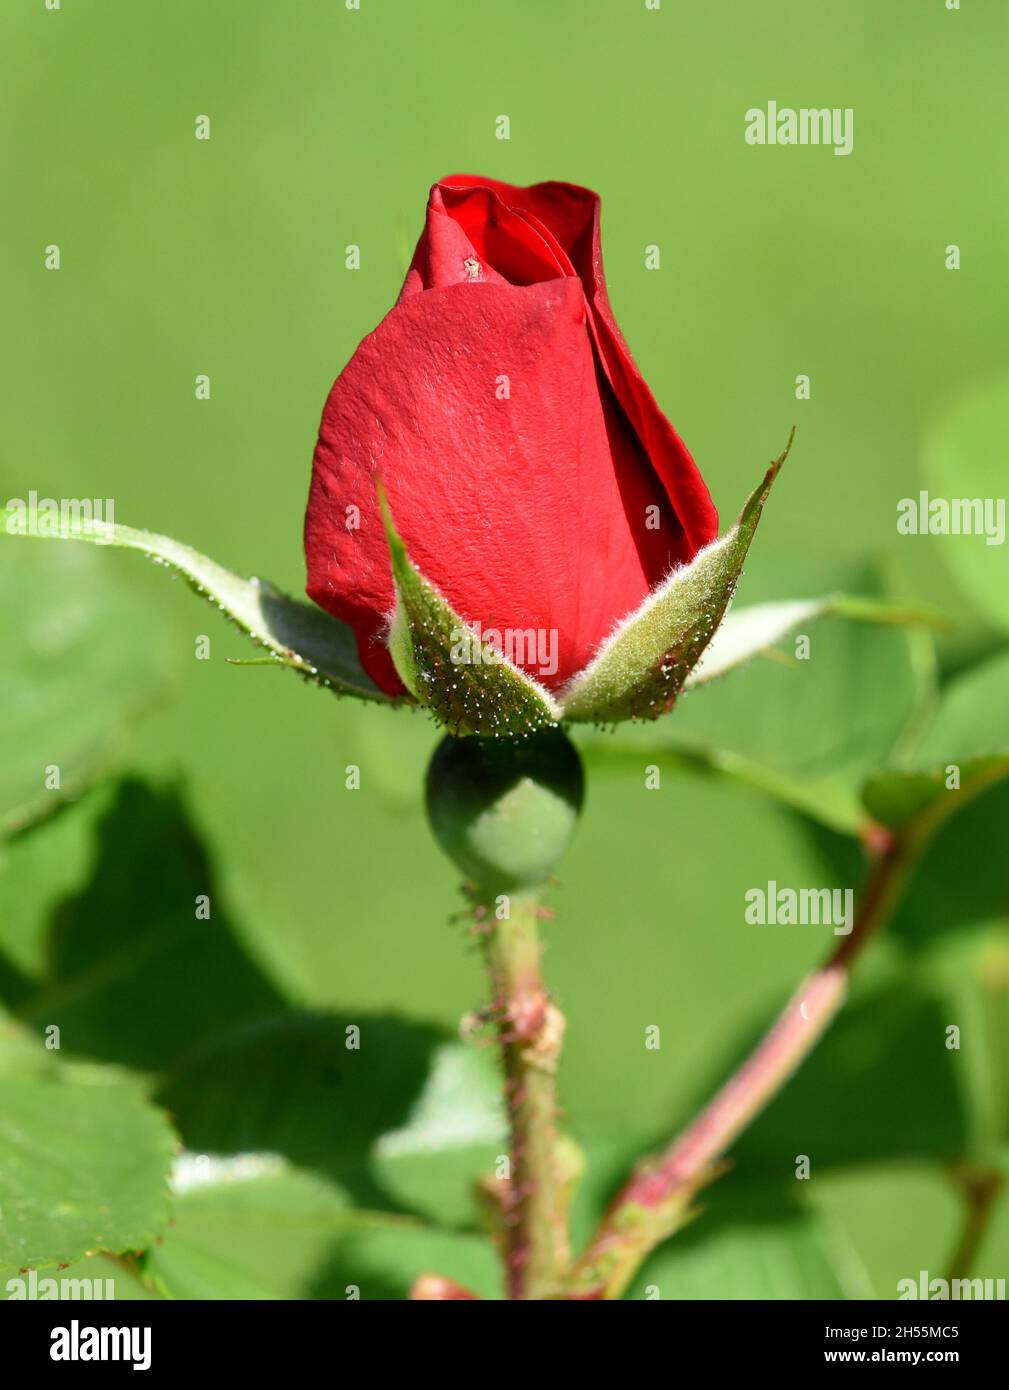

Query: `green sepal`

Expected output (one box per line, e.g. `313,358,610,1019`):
560,431,794,723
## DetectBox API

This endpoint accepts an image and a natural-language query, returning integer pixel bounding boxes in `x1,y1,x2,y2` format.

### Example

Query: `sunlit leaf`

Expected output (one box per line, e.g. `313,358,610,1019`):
0,1034,176,1272
863,650,1009,831
3,516,386,702
923,374,1009,631
0,541,176,837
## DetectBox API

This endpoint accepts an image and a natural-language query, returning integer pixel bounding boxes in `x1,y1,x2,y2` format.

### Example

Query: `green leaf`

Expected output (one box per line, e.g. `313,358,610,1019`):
923,374,1009,631
888,788,1009,947
687,594,946,688
907,649,1009,765
160,1013,508,1229
0,540,176,838
146,1162,352,1300
579,601,932,833
3,514,387,703
0,1251,161,1301
156,1012,453,1202
5,779,285,1073
378,481,560,736
629,1184,874,1299
732,978,970,1169
561,431,793,722
914,926,1009,1154
372,1042,506,1226
0,789,97,984
0,1037,176,1272
144,1162,500,1300
863,650,1009,831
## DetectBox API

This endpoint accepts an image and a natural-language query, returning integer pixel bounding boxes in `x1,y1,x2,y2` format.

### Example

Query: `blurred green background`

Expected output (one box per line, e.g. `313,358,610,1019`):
2,0,1008,1299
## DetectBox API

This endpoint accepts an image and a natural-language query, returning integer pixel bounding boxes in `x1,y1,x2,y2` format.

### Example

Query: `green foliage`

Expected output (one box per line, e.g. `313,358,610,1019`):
732,977,970,1169
923,374,1009,632
5,521,385,703
7,780,284,1070
864,651,1009,832
630,1185,875,1300
0,541,177,837
3,0,1009,1302
371,1042,506,1227
0,1034,176,1275
6,552,1007,1293
144,1166,502,1300
687,594,944,689
579,581,934,832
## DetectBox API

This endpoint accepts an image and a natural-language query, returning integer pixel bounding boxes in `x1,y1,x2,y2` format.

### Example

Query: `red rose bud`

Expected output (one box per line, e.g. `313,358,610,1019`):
305,175,718,701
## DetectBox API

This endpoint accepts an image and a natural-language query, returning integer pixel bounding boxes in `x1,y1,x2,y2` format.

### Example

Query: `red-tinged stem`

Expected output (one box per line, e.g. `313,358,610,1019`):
944,1164,1006,1285
481,893,569,1300
562,832,919,1299
410,1274,480,1300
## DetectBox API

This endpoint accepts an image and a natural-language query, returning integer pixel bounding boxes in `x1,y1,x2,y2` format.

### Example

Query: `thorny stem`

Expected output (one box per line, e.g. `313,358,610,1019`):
416,755,1005,1301
562,829,925,1300
479,893,569,1299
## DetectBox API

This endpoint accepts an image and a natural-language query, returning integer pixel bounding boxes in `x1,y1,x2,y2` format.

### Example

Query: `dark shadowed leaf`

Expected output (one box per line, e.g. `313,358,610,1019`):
7,780,285,1072
157,1012,448,1207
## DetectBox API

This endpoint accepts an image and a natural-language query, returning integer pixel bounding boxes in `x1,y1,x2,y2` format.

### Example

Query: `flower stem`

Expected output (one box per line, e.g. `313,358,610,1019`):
562,832,918,1299
481,893,569,1299
944,1164,1005,1285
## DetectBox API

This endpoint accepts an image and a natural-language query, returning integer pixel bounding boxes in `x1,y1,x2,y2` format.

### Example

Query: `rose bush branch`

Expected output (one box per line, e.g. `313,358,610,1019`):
559,842,907,1299
562,762,1009,1300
